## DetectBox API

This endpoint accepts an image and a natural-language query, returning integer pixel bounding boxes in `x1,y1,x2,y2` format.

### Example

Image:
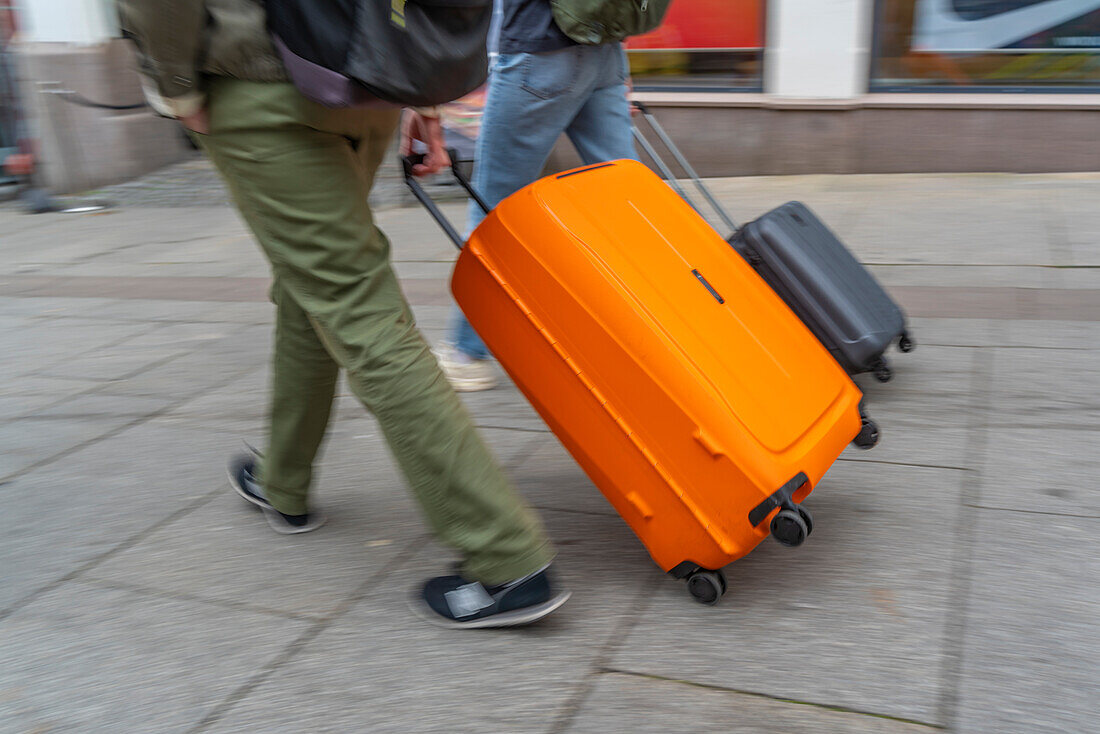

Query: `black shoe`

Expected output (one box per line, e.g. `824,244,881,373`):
227,452,326,535
413,565,570,629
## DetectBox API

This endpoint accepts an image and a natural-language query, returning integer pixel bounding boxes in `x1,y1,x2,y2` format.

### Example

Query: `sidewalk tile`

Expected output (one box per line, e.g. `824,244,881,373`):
0,582,308,733
610,463,964,725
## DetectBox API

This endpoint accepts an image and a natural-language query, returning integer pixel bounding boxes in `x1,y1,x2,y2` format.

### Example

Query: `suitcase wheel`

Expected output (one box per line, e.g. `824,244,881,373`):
797,505,814,536
686,569,727,606
872,358,894,383
771,509,809,548
898,332,915,354
852,418,880,450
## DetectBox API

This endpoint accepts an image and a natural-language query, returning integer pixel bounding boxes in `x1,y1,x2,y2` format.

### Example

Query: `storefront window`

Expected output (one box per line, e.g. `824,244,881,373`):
872,1,1100,90
627,0,764,90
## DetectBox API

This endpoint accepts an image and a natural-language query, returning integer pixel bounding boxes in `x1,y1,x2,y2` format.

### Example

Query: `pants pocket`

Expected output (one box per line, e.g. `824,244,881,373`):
520,47,581,99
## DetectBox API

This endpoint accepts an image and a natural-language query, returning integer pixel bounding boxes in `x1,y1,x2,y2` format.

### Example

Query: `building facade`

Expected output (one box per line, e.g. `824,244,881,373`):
7,0,1100,192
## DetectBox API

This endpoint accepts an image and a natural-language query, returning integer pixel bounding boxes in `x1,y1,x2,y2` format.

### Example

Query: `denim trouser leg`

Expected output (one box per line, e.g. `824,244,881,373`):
448,43,636,358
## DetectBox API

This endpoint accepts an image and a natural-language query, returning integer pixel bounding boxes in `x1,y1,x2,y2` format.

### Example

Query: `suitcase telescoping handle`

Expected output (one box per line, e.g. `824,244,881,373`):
401,149,490,251
631,101,742,237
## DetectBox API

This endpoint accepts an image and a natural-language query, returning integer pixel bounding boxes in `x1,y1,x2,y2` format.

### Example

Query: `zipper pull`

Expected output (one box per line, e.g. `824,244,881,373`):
641,0,649,10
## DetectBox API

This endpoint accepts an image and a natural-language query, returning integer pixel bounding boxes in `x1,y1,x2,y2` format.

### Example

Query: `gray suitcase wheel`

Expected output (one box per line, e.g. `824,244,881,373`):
853,418,880,450
898,332,915,353
797,505,814,536
686,569,727,605
872,358,893,383
771,509,809,547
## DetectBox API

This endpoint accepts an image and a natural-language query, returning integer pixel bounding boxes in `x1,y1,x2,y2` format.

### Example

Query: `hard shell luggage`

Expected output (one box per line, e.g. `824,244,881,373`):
403,155,880,605
631,102,915,383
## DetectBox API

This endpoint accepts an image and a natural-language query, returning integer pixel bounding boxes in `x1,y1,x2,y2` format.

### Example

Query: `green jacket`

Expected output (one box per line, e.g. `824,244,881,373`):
116,0,287,117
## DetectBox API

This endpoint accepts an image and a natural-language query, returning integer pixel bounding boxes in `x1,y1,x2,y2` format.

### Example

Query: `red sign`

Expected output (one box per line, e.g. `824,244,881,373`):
626,0,764,51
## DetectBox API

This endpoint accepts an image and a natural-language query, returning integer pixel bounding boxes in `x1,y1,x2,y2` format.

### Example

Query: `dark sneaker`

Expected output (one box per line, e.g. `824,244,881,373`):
414,565,570,629
227,452,326,535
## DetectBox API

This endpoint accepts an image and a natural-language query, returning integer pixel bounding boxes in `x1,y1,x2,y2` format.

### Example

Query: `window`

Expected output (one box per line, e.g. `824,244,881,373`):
872,1,1100,90
627,0,764,91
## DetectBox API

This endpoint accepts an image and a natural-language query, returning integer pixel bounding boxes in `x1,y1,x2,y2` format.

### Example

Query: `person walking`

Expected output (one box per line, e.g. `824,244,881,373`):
433,0,642,391
116,0,569,628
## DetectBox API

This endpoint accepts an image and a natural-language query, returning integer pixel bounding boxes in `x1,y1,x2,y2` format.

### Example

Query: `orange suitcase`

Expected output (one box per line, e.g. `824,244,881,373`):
404,156,879,605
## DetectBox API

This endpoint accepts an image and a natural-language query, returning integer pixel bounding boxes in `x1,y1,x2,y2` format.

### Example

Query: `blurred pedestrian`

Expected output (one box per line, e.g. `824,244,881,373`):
116,0,569,628
433,0,652,391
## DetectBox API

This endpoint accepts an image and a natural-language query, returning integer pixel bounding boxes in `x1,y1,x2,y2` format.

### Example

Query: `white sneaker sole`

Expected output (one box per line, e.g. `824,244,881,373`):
411,590,571,629
447,376,498,392
228,467,270,510
262,507,327,534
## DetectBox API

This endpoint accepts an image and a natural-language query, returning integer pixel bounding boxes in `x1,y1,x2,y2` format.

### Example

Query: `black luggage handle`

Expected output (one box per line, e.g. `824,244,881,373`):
401,149,490,251
631,101,742,236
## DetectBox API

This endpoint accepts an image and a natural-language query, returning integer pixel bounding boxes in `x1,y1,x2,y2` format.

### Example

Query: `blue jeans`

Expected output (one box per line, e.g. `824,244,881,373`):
450,42,637,360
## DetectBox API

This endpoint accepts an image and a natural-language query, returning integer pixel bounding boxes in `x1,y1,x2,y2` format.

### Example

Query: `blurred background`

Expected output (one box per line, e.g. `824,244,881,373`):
3,0,1100,198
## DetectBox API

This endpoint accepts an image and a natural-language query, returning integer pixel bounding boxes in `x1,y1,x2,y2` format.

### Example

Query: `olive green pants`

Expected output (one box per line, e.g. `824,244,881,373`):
197,78,551,584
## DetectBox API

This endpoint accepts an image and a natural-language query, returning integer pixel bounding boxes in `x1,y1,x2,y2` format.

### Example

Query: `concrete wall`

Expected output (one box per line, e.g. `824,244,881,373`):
17,39,189,194
548,95,1100,177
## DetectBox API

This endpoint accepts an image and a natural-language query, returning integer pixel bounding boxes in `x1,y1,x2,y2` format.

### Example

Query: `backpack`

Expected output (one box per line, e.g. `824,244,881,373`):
266,0,492,108
550,0,674,45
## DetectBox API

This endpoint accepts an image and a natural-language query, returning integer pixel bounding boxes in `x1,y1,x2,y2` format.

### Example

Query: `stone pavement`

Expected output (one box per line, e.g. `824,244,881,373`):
1,160,1098,733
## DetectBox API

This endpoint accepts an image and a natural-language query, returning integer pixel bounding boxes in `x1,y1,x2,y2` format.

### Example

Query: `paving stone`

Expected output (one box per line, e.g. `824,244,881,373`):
78,298,272,324
458,377,550,434
566,673,937,733
1056,266,1100,291
88,478,419,620
986,347,1100,429
842,345,984,470
1,422,243,614
0,295,106,318
158,365,269,433
378,202,467,263
853,345,977,407
902,317,1000,348
610,463,964,725
975,428,1100,517
0,582,308,733
0,413,134,480
24,393,173,422
205,509,656,734
6,318,156,377
706,176,857,230
94,328,268,401
0,374,100,421
4,207,249,268
842,192,1050,267
35,342,189,382
866,264,1059,290
391,260,454,281
999,320,1100,350
509,434,618,517
1054,187,1100,267
955,511,1100,734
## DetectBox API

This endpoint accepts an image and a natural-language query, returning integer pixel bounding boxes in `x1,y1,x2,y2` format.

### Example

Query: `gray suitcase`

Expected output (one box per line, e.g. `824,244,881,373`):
632,102,914,382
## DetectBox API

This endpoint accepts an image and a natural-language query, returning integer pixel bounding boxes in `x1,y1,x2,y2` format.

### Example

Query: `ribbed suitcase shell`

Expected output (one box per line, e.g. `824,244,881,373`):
734,203,908,375
454,160,863,573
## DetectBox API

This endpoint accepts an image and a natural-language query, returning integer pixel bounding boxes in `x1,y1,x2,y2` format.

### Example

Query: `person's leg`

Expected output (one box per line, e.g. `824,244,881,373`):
200,79,553,586
224,274,335,533
262,277,339,515
452,305,490,360
446,48,596,364
565,44,637,165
